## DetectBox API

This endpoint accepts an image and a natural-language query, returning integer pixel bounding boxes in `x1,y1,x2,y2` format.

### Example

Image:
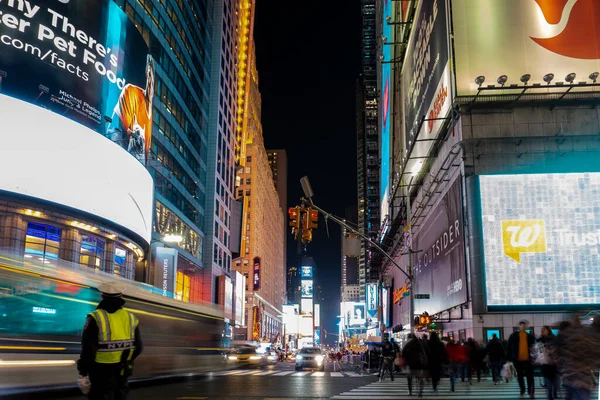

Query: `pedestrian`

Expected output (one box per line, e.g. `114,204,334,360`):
445,338,462,392
537,326,559,400
555,320,600,400
507,319,536,398
77,283,143,400
378,333,396,382
402,333,429,398
467,338,481,383
459,340,472,383
486,334,505,384
427,332,447,393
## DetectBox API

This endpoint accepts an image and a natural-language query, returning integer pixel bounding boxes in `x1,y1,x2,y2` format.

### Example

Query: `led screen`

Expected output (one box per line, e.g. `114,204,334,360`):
301,266,313,278
380,0,392,229
301,280,313,298
301,298,313,315
480,173,600,309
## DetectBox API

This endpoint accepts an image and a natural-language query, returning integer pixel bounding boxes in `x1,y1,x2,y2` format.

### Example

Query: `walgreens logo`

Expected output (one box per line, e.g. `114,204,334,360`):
531,0,600,59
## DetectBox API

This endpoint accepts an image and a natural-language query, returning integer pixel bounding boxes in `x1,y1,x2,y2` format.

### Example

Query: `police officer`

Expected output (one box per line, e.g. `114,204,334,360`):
77,283,143,399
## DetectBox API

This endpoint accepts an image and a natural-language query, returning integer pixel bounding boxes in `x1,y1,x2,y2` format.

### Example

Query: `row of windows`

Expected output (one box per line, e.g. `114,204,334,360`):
155,77,205,139
154,170,204,229
154,46,205,115
153,109,203,178
151,141,200,200
213,243,231,272
24,222,134,279
155,202,203,259
131,0,207,89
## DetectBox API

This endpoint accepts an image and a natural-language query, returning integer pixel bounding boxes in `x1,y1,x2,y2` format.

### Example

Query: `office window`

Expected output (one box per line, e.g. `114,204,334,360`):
246,156,252,163
113,247,127,278
175,271,191,302
80,235,105,271
245,190,251,196
246,178,251,185
24,222,61,263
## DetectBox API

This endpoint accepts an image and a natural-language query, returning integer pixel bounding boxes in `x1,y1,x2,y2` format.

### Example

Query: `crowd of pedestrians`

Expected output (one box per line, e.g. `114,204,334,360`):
375,318,600,399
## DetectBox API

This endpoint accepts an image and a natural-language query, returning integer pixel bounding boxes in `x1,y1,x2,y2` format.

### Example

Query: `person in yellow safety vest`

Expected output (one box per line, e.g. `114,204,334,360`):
77,282,143,399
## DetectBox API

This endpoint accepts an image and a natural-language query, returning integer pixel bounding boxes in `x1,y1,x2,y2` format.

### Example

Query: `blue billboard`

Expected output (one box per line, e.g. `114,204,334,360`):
301,266,313,278
380,0,393,230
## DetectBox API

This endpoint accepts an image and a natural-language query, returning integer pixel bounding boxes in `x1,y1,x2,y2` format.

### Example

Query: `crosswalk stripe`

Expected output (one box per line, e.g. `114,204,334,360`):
273,371,295,376
332,379,567,400
214,370,245,375
312,372,326,377
330,372,344,377
343,372,361,377
234,370,263,375
253,370,278,376
292,371,310,376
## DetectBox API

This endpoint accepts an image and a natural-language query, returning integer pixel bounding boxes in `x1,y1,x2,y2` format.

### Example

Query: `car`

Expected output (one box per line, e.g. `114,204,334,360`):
295,347,325,371
226,346,263,366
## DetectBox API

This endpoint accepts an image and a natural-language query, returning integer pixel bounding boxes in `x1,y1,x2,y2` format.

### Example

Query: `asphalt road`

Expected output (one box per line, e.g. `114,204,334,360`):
59,361,377,400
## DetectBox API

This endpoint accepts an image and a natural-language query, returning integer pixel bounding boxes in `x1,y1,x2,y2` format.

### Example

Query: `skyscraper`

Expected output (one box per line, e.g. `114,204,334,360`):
202,0,240,304
357,0,380,301
267,149,288,279
233,44,285,342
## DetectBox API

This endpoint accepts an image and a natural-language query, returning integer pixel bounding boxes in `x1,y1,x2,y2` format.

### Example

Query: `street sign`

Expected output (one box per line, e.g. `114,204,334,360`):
403,291,410,297
415,294,430,299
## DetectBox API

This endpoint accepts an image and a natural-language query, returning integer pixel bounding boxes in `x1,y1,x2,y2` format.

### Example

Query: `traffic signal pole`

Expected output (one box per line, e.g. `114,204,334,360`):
298,196,421,335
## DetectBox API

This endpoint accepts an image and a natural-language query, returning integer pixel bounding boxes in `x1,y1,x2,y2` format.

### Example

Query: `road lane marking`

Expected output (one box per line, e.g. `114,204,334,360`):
330,372,343,377
235,370,262,375
273,371,295,376
311,371,326,377
292,371,310,376
214,370,245,375
253,370,278,375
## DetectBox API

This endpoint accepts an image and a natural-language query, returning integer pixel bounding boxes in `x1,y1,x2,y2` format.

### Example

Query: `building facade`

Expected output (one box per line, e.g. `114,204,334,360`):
233,44,285,343
381,0,600,344
267,149,288,275
357,0,380,302
202,0,239,304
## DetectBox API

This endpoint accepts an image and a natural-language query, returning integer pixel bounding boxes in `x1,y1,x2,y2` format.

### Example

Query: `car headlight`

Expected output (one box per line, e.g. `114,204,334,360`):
267,355,277,361
316,355,324,364
296,355,303,360
249,355,262,360
228,356,238,360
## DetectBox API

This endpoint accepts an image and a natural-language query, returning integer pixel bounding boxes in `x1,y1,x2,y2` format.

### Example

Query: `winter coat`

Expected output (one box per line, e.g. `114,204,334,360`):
427,338,447,370
537,335,557,379
446,342,468,363
485,338,505,363
402,338,428,370
555,326,600,391
507,330,535,363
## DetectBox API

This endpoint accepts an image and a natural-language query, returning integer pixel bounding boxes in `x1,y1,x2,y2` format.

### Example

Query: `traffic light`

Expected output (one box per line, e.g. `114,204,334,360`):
302,209,310,232
307,207,318,229
302,227,313,243
288,206,301,238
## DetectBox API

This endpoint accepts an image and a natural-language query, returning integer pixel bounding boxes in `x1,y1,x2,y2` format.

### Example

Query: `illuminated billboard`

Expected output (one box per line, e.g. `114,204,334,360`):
479,173,600,309
341,301,366,326
413,177,467,315
366,283,378,318
402,0,451,177
452,0,600,96
301,280,313,298
301,298,313,315
380,0,393,229
301,266,313,278
0,0,153,243
0,0,154,162
253,257,261,290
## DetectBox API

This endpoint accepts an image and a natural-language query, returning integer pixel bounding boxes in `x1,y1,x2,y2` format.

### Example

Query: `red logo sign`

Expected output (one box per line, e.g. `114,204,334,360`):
531,0,600,59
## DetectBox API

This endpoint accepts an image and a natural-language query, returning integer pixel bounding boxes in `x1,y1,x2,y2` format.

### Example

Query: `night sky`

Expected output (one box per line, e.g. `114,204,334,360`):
255,1,362,346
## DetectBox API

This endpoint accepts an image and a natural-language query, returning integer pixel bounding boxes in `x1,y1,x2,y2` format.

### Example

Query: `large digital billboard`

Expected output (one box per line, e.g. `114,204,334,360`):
301,280,313,298
413,177,467,315
380,0,393,230
452,0,600,96
0,0,153,243
402,0,451,176
480,173,600,310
